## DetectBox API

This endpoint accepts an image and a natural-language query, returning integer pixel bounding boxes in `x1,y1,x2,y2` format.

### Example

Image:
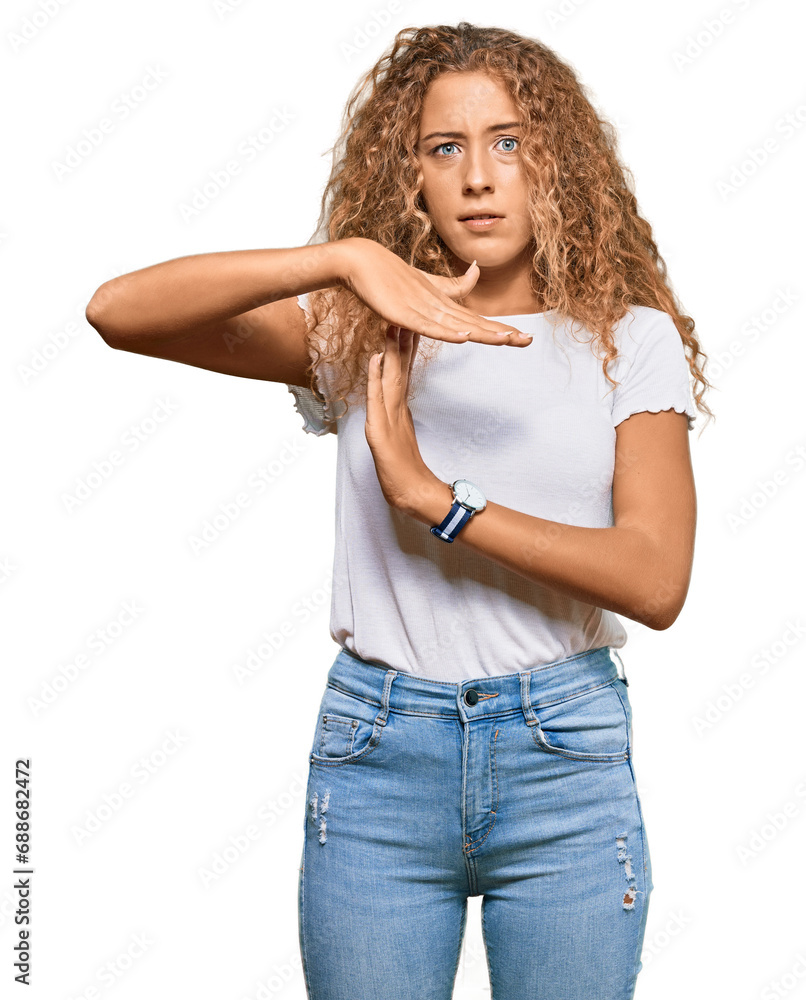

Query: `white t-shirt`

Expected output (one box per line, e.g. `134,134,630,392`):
286,292,696,681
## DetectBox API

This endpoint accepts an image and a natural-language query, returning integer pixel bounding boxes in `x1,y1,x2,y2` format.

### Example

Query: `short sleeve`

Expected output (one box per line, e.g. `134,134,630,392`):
284,293,338,436
610,308,697,432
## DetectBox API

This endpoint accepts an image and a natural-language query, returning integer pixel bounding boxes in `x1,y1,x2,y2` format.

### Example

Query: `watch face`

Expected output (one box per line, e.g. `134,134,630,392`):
453,479,486,511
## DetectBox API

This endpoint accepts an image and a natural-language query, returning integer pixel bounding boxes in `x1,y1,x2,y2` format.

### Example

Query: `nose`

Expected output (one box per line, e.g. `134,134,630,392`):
462,147,495,195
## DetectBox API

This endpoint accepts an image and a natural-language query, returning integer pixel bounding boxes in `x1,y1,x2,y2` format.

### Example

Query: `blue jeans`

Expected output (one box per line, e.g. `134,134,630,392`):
298,644,653,999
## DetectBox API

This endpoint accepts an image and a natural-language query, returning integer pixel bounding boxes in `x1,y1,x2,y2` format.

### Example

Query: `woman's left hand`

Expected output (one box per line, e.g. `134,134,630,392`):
365,325,444,517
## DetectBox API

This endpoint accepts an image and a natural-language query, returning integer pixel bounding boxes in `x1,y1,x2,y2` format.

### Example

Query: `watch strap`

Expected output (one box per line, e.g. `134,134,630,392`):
430,499,474,543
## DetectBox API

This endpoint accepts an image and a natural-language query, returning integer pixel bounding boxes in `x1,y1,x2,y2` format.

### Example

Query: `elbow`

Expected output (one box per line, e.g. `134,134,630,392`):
631,603,681,632
85,284,109,333
645,608,680,631
85,280,112,325
630,573,689,631
85,282,125,347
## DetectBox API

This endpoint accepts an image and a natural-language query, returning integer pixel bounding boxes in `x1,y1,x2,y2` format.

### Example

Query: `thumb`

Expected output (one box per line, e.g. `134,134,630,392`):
416,259,479,300
454,258,478,294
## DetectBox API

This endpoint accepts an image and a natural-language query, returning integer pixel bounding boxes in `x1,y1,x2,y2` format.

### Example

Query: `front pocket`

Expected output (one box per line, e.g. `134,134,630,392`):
318,714,360,757
529,679,631,762
309,684,386,766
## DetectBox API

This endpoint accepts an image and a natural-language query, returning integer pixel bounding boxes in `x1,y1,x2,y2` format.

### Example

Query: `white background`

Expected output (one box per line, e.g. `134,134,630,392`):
3,0,805,997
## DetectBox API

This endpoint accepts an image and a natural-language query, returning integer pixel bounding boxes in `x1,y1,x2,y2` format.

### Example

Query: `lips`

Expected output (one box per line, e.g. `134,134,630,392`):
459,213,501,220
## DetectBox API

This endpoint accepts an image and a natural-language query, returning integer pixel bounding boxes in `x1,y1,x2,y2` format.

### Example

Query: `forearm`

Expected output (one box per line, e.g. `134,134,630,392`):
404,479,690,631
85,240,350,343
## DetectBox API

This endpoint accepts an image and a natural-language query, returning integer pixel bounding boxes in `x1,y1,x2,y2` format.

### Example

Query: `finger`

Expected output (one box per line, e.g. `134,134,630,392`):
394,326,418,407
414,274,535,340
402,295,534,345
365,350,386,423
437,303,534,343
406,328,420,379
452,259,479,297
413,311,533,347
381,324,404,409
435,262,478,305
398,326,415,394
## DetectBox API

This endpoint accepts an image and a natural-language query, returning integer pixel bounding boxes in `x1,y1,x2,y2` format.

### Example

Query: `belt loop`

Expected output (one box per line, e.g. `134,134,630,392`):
611,648,629,687
519,670,539,727
375,669,398,726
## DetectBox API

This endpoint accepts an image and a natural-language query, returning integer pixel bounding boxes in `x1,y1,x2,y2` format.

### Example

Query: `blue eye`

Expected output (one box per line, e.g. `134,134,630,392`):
429,137,519,157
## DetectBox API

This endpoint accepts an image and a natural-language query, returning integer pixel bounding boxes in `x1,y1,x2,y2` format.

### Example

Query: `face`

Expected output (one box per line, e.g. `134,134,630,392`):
415,70,534,277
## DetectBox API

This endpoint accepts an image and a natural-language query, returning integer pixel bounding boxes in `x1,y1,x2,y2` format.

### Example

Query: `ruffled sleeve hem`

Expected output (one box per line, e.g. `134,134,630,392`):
284,291,340,436
285,382,337,437
612,401,696,432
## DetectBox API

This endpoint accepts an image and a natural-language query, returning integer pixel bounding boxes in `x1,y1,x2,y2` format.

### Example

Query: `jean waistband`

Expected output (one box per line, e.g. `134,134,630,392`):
327,645,626,722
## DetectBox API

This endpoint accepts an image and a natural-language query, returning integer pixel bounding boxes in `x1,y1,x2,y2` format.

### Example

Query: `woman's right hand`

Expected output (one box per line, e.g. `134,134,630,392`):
336,237,533,347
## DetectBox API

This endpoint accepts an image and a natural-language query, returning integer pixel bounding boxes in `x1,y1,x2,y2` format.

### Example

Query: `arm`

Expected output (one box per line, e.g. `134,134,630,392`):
365,326,696,631
403,409,696,631
84,238,530,386
84,242,350,386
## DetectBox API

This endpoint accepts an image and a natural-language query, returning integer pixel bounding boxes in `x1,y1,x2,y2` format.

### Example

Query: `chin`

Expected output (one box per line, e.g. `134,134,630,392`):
466,248,520,269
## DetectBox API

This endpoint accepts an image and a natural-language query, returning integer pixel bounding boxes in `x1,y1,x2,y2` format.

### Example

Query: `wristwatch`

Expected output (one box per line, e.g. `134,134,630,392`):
430,479,487,542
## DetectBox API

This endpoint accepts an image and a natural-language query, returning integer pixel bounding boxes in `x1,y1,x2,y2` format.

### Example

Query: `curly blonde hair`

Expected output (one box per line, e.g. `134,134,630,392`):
300,21,714,430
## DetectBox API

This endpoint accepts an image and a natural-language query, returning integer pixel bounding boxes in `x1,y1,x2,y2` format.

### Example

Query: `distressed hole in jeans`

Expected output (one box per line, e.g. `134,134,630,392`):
616,833,638,910
310,789,330,845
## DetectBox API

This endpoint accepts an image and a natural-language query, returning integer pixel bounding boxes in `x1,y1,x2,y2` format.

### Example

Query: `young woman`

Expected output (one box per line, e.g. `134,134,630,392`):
86,22,712,1000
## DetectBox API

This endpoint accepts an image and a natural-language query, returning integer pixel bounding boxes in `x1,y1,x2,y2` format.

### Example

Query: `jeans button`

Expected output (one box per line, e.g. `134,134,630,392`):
464,688,479,706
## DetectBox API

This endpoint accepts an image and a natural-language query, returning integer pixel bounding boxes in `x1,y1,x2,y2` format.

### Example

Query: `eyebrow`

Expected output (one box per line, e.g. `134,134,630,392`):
419,121,524,144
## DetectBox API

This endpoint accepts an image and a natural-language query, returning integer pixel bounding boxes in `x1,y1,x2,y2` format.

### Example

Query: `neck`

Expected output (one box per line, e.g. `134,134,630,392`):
450,246,545,315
